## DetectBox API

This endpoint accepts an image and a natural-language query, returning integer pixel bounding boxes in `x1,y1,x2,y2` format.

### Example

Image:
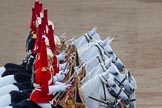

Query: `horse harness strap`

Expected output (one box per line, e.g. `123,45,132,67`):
95,43,105,60
97,43,120,63
84,33,93,43
114,75,127,87
96,56,107,72
96,55,104,64
101,75,107,101
98,43,110,57
100,62,107,72
130,99,136,102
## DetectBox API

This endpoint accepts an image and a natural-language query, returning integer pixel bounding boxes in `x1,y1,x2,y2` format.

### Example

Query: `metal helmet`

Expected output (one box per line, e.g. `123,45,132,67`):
54,35,61,46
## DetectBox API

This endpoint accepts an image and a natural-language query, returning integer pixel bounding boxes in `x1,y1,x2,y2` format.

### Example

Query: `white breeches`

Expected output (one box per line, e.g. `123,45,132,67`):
38,103,52,108
0,75,16,88
0,84,19,96
0,106,12,108
0,94,11,107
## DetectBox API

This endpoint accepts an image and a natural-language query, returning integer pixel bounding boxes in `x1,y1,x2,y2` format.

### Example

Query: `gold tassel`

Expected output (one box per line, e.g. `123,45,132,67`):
37,54,40,60
32,33,37,39
41,67,47,72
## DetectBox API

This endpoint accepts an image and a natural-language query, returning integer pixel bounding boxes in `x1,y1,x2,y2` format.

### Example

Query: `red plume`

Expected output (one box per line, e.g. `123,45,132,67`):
47,25,56,53
40,38,48,72
30,7,36,32
39,2,43,14
41,17,46,35
34,0,40,17
43,8,48,27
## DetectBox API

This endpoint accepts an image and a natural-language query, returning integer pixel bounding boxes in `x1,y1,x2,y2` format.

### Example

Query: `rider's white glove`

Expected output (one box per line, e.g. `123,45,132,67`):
56,52,66,61
55,81,66,85
57,74,65,81
59,63,67,70
59,69,69,75
60,84,71,91
48,84,70,95
53,73,65,82
48,85,61,95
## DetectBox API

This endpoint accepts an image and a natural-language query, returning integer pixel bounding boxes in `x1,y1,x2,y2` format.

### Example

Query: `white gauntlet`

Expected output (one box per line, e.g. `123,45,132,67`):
48,84,70,95
59,69,69,75
53,74,65,82
56,52,66,61
59,63,67,70
48,85,61,95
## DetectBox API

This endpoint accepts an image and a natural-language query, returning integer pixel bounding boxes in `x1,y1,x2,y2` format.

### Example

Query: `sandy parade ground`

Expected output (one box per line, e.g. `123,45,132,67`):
0,0,162,107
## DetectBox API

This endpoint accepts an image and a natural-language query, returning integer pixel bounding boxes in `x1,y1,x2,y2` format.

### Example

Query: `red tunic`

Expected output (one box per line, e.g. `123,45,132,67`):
30,68,54,103
52,56,59,76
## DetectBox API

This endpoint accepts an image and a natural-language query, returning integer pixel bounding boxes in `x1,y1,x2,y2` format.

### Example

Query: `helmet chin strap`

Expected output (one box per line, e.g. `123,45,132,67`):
54,35,61,46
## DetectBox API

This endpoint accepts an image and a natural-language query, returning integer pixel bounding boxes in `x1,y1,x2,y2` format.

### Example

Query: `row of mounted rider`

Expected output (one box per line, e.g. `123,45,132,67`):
0,0,74,108
0,0,137,108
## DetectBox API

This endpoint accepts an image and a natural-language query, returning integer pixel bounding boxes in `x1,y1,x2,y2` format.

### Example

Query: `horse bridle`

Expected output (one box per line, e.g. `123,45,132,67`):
114,75,136,106
89,75,125,108
96,56,107,72
100,75,123,99
114,76,127,89
94,43,119,64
